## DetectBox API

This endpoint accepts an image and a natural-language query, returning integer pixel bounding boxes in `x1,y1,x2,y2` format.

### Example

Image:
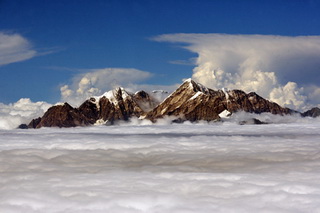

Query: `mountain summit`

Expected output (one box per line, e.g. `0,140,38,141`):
27,87,159,128
145,79,293,122
145,79,226,122
25,79,315,128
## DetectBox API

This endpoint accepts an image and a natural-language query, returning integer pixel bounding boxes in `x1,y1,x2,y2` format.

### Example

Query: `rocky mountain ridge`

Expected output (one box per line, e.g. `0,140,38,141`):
145,79,294,122
23,79,319,128
26,87,159,128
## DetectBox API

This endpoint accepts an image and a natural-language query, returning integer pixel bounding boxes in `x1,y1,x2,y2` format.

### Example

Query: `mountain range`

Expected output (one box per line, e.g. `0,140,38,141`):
22,79,319,128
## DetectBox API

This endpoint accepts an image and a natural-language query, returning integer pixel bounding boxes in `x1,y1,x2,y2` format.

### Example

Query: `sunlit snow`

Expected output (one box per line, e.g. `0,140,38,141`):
1,118,320,212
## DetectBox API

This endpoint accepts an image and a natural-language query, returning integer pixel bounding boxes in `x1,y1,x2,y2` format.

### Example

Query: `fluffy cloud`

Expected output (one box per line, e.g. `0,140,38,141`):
60,68,159,106
0,98,51,129
1,123,320,212
0,32,37,66
154,34,320,110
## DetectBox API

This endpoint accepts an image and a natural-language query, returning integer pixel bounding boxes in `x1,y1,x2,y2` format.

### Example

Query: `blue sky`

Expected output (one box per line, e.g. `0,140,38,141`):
1,0,320,105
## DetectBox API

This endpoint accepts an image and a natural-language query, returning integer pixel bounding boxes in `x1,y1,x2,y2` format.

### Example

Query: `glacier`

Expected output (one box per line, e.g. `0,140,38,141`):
1,119,320,212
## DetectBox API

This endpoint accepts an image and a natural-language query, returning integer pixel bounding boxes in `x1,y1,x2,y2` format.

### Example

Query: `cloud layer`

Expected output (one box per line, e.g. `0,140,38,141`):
0,32,37,66
0,98,51,129
154,34,320,110
1,122,320,212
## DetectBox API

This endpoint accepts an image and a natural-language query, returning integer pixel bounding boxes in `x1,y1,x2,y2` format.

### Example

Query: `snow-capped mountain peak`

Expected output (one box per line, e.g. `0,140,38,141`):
183,78,211,94
25,79,307,128
95,87,132,105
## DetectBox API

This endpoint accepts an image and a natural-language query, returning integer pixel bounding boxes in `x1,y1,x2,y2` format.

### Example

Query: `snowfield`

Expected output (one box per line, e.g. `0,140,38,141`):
1,119,320,212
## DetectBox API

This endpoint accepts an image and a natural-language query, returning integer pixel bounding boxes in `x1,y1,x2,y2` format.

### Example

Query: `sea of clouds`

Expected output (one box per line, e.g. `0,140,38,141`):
1,32,320,212
1,120,320,212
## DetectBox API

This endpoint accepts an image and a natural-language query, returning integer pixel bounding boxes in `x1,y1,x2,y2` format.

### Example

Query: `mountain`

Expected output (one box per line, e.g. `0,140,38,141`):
301,107,320,118
145,79,226,122
28,87,159,128
145,79,294,122
24,79,318,128
28,103,91,128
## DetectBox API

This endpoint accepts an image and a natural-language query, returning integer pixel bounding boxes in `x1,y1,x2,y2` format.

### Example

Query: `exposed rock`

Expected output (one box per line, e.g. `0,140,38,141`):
29,88,149,128
239,118,267,125
146,79,293,123
96,87,144,122
18,124,28,129
33,103,91,128
301,107,320,118
27,117,41,128
26,79,301,128
78,98,99,124
133,90,159,112
225,90,293,115
145,79,225,122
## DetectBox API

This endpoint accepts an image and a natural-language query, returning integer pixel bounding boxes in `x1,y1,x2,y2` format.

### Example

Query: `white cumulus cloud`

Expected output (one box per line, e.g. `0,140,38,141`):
0,32,37,66
0,98,51,130
60,67,178,106
60,68,155,106
153,33,320,110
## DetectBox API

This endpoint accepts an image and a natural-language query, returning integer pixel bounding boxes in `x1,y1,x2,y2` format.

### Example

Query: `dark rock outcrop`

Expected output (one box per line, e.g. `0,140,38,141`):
28,88,156,128
18,124,29,129
96,88,144,123
133,90,159,112
145,79,225,122
145,79,293,123
301,107,320,118
34,103,91,128
224,90,293,115
239,118,267,125
27,117,42,128
26,79,310,128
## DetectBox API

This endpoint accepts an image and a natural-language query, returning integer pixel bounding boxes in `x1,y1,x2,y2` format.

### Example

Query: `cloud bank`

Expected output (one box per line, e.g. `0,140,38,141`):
60,68,177,106
0,32,37,66
154,34,320,110
1,123,320,212
0,98,51,129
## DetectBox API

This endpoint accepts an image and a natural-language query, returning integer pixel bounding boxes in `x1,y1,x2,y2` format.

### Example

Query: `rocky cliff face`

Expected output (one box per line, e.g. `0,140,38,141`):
29,88,159,128
25,79,317,128
145,79,226,122
31,103,91,128
301,107,320,118
145,79,294,122
224,90,293,115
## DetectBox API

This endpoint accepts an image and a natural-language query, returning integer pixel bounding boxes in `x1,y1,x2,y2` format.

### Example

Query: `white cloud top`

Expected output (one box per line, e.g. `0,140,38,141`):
60,68,153,106
1,122,320,212
154,34,320,110
0,98,51,129
0,32,37,66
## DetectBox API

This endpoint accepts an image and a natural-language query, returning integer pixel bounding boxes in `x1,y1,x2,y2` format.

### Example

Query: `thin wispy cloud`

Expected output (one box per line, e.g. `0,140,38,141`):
169,58,197,66
0,31,61,67
153,33,320,110
36,46,65,57
0,32,37,66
